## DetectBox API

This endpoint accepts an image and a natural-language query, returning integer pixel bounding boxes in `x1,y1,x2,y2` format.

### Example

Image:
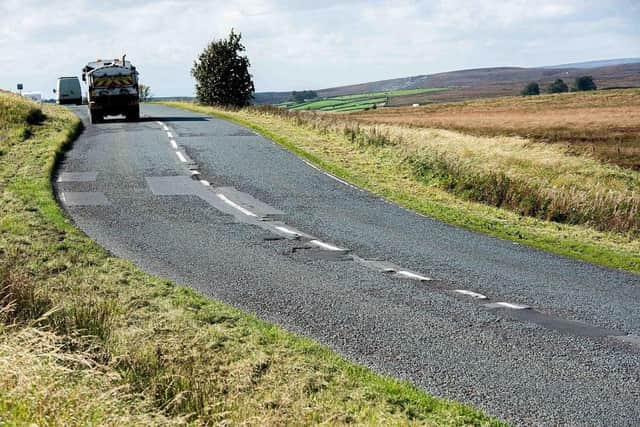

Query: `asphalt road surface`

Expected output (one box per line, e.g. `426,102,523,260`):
55,104,640,426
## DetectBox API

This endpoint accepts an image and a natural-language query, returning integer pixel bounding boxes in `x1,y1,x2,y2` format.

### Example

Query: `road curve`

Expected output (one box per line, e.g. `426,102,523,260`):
55,104,640,426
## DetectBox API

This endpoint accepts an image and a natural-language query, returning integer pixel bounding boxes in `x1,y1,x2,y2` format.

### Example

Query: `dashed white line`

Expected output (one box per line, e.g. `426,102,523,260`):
166,131,173,138
217,193,258,217
274,225,300,237
170,139,178,149
176,151,187,163
60,192,66,203
162,125,169,131
454,289,488,300
156,121,164,126
493,302,530,310
199,180,210,186
309,239,345,251
397,270,432,281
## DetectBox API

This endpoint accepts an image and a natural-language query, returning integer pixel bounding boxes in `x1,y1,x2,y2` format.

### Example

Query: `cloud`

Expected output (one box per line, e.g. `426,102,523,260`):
1,0,638,96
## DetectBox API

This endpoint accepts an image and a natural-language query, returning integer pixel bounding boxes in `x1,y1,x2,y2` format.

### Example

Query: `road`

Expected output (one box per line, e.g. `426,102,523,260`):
55,104,640,426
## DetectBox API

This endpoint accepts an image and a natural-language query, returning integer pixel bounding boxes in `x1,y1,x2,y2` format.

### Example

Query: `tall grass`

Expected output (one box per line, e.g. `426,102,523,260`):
237,104,640,234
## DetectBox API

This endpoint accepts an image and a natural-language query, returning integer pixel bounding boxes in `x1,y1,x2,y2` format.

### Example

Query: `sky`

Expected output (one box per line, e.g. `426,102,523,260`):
1,0,639,98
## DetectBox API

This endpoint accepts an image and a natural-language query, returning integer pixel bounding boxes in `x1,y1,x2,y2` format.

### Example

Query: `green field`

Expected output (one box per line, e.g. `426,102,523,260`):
277,88,448,112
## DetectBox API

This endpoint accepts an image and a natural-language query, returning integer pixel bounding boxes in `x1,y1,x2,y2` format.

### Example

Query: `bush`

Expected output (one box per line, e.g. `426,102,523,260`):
291,90,318,103
521,82,540,96
192,29,255,107
574,76,597,91
548,79,569,93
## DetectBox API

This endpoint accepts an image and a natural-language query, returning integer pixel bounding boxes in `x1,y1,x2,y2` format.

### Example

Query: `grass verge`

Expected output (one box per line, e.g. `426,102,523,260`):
161,102,640,274
0,93,503,424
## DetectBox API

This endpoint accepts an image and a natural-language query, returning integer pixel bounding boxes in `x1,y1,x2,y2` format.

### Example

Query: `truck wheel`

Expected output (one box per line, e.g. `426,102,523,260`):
90,111,102,124
126,106,140,122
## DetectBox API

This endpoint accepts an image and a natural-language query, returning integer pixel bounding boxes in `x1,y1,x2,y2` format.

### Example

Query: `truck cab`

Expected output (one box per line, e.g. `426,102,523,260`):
82,56,140,123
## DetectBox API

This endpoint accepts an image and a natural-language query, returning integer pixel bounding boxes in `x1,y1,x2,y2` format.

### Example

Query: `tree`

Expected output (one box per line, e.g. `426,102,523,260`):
291,90,318,103
548,79,568,94
574,75,597,91
521,81,540,96
139,83,152,101
192,29,255,107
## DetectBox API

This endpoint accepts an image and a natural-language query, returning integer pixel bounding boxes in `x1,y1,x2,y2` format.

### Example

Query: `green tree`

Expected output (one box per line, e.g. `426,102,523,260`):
521,81,540,96
548,79,568,94
192,29,255,107
574,75,597,91
139,83,152,101
291,90,318,103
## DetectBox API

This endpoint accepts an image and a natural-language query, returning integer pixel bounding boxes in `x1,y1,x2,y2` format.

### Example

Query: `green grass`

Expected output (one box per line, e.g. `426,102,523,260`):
332,88,449,100
276,88,448,112
0,91,503,424
162,102,640,274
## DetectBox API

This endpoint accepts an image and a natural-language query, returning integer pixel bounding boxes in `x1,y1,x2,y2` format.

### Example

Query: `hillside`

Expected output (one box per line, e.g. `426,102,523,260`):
255,60,640,106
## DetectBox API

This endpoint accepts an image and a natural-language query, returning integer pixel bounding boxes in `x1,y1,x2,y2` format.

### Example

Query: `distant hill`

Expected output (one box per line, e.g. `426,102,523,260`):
255,59,640,106
544,58,640,69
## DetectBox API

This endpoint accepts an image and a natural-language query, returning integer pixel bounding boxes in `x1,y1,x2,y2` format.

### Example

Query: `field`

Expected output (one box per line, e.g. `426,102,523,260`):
0,92,502,425
276,88,448,112
165,101,640,273
353,89,640,170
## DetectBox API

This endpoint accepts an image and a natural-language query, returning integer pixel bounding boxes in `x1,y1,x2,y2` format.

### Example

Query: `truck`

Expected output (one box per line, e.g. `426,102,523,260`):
55,77,82,105
82,55,139,123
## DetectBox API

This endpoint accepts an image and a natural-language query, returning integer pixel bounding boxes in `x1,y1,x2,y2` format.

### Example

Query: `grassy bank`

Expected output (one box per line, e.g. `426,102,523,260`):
0,93,502,424
162,102,640,273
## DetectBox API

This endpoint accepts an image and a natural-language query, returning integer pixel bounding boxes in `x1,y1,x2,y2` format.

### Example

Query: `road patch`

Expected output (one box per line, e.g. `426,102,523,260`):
56,172,98,182
60,191,110,206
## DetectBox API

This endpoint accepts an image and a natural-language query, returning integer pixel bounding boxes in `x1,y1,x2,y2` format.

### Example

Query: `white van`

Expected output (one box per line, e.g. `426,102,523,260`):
56,77,82,105
23,92,42,102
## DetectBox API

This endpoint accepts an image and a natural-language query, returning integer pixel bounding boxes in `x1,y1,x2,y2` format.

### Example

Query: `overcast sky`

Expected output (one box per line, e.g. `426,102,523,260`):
1,0,639,97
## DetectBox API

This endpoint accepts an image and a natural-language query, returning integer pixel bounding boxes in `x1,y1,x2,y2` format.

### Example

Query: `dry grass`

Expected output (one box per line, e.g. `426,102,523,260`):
0,326,172,426
0,93,501,425
353,89,640,169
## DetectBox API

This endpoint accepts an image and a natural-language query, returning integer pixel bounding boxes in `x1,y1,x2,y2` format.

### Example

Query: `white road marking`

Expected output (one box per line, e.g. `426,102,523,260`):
166,131,173,138
170,139,178,149
217,193,258,217
156,121,164,126
454,289,488,300
397,270,432,281
309,240,345,251
302,159,322,171
494,302,530,310
162,125,169,131
275,225,300,237
60,192,66,203
190,170,200,176
199,180,210,186
176,151,187,163
326,172,354,187
302,159,363,192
